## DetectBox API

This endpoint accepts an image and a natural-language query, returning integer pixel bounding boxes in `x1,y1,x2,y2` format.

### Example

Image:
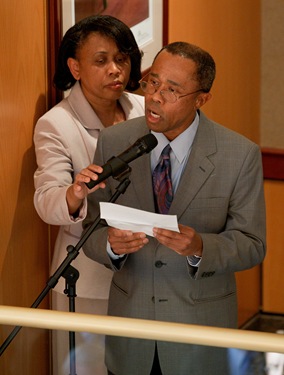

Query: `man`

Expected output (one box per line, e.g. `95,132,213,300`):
82,42,266,375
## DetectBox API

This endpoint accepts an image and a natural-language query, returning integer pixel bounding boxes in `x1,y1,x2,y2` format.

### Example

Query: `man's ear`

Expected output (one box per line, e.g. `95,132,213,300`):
195,92,212,109
67,57,80,80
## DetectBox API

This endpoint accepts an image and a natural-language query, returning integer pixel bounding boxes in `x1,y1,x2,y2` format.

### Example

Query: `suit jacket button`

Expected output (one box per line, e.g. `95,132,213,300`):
152,296,155,303
155,260,163,268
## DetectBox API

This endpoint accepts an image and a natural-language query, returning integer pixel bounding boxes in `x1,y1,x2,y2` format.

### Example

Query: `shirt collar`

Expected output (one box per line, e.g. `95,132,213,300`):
67,81,136,131
151,112,200,164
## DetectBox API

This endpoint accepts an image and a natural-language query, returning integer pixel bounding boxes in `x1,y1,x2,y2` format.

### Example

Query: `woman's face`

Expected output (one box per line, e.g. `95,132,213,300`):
67,33,131,102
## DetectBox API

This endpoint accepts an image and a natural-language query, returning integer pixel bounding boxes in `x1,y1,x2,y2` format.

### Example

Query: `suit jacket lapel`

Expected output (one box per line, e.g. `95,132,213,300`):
125,121,156,213
169,112,217,218
123,112,218,217
132,153,156,212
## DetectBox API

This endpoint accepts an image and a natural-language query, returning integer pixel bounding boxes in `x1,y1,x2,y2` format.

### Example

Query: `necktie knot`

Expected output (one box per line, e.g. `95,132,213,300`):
161,144,171,159
153,144,173,214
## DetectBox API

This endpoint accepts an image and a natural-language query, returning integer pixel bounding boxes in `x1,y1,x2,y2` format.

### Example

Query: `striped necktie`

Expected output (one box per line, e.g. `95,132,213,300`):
153,144,173,214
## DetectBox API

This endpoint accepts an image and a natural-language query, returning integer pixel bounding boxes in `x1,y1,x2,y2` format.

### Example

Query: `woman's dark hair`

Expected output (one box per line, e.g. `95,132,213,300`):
53,15,142,91
155,42,216,93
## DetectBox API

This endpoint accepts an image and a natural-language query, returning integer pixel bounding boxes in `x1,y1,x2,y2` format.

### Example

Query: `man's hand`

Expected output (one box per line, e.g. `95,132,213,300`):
153,224,203,257
108,227,149,255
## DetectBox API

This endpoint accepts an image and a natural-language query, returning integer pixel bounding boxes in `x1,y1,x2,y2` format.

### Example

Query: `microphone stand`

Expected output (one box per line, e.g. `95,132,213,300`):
0,161,132,375
63,265,80,375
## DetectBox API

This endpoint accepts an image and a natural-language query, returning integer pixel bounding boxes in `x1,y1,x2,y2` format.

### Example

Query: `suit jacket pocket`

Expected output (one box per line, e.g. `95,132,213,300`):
193,272,236,303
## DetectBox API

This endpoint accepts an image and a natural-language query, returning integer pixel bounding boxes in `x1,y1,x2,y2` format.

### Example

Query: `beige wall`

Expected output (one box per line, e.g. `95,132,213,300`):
261,0,284,148
0,1,50,374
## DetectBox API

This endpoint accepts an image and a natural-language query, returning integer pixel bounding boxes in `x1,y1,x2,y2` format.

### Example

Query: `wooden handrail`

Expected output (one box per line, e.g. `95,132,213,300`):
0,305,283,354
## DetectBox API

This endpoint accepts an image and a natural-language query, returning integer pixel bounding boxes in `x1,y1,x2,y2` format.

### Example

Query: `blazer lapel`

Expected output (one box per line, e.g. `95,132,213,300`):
127,123,156,213
121,113,218,217
169,112,217,218
131,153,156,212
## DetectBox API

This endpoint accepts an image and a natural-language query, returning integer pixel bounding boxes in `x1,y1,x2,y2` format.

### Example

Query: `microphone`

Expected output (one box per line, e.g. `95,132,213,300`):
86,133,158,189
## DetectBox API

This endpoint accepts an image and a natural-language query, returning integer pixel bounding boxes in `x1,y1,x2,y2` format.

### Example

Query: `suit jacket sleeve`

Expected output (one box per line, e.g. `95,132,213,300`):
189,141,266,279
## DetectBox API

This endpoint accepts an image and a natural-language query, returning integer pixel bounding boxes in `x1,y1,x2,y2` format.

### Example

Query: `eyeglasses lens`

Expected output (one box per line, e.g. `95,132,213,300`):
140,81,176,103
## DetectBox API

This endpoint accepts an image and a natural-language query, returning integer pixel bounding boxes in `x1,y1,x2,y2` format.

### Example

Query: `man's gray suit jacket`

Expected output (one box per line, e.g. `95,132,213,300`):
83,111,266,375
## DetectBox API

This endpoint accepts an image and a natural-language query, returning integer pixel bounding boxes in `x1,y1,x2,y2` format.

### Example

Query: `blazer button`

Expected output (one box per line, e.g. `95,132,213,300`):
155,260,164,268
152,296,155,303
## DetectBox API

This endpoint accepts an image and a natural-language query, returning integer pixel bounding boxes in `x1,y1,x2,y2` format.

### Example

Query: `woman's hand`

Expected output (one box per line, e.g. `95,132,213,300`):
66,164,106,215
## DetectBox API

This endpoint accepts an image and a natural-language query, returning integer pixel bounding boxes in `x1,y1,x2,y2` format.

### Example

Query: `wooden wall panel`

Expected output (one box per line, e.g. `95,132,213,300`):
262,151,284,314
168,0,261,144
168,0,262,327
263,180,284,313
0,0,50,373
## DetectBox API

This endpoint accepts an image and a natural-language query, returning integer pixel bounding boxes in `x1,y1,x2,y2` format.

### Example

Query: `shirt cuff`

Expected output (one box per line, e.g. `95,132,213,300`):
107,241,126,260
187,255,202,267
69,198,87,222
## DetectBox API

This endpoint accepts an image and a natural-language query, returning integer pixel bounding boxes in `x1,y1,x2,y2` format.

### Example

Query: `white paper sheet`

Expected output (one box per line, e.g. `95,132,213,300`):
99,202,179,237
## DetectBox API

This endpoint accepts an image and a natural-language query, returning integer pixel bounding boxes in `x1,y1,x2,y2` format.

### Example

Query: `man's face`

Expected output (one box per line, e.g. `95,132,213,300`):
144,50,211,141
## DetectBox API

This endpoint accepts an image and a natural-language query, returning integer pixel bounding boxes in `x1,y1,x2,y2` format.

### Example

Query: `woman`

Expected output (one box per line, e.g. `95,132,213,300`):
33,15,144,374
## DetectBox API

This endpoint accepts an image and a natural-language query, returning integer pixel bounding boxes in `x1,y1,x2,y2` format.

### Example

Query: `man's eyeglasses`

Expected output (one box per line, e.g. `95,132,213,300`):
139,75,203,104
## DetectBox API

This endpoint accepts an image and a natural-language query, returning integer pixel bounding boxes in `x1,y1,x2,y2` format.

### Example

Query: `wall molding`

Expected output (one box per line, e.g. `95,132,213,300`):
262,148,284,180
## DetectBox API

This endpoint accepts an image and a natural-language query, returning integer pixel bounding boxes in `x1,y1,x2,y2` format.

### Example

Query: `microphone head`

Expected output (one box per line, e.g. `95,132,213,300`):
139,133,158,153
